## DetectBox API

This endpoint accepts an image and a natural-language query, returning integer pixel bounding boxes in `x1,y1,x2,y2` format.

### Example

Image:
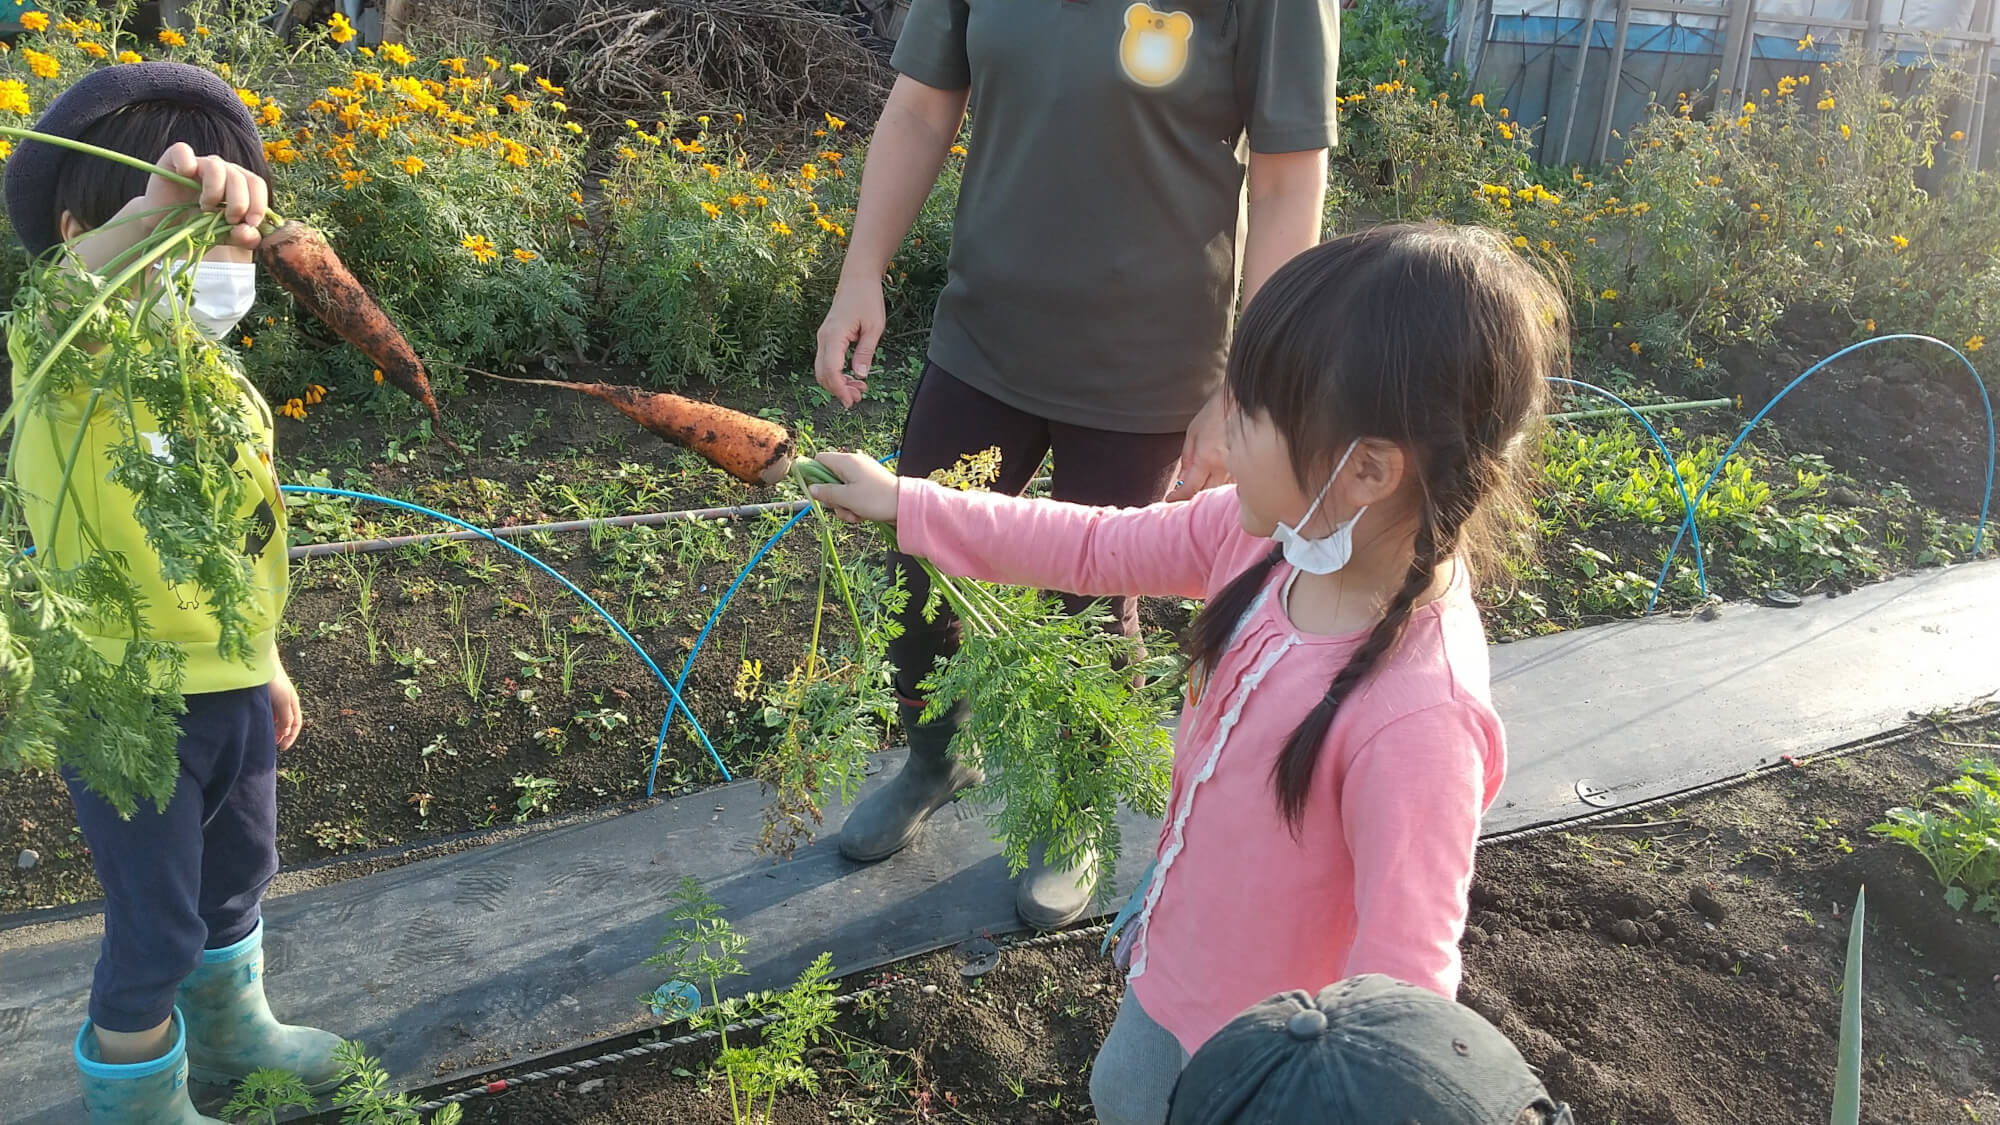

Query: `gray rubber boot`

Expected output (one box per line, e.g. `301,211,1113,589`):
1016,840,1100,931
838,701,983,863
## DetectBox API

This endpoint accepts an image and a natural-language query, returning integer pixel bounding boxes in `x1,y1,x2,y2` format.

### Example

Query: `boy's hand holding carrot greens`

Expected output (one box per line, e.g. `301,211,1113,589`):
63,142,269,275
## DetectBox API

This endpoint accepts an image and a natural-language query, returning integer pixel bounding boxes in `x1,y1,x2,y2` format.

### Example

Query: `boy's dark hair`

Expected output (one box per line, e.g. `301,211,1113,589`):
1186,223,1567,832
49,99,272,243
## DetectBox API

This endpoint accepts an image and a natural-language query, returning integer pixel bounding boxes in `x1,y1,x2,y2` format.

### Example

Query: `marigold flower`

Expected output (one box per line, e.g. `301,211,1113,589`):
1952,130,1966,141
118,49,142,63
825,112,845,131
373,368,385,384
618,145,638,160
1840,123,1851,139
0,80,29,115
1469,92,1485,108
509,62,529,74
461,234,498,263
328,13,355,44
1890,234,1908,251
1864,319,1875,332
512,247,537,262
950,143,968,156
397,155,424,175
442,57,466,75
0,139,11,159
800,162,818,181
702,162,721,180
1629,342,1642,354
1600,288,1618,300
770,220,792,235
1512,235,1528,248
195,25,210,37
699,201,721,220
19,10,47,31
23,48,59,78
79,40,107,58
1967,335,1985,353
379,43,412,66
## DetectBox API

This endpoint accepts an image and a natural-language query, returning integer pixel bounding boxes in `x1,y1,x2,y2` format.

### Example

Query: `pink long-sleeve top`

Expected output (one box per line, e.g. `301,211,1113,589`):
898,480,1505,1055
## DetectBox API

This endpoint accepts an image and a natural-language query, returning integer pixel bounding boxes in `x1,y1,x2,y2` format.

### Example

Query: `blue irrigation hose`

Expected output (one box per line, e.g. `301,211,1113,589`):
1648,335,1996,615
646,451,899,797
1547,376,1710,603
281,486,730,782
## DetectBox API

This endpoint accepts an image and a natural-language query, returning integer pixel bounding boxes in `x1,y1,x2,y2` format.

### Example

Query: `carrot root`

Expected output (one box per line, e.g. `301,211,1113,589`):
256,221,460,453
475,371,795,485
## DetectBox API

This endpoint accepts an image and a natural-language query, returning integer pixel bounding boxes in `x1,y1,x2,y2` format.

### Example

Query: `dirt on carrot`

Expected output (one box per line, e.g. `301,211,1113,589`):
256,221,457,450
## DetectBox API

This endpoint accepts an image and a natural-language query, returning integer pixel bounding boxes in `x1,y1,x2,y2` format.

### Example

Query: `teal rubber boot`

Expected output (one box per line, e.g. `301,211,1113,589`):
75,1009,226,1124
177,921,344,1091
839,701,984,863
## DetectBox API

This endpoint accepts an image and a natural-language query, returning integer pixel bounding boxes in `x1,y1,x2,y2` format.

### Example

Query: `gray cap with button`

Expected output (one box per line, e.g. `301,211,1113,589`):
1166,975,1573,1125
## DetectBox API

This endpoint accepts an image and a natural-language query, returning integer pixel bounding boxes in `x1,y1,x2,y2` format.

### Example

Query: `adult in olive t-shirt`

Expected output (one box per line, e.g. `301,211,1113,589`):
814,0,1340,933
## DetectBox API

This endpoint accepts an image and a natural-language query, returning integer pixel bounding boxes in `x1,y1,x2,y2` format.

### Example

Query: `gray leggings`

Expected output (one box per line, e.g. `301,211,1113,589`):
1090,989,1190,1125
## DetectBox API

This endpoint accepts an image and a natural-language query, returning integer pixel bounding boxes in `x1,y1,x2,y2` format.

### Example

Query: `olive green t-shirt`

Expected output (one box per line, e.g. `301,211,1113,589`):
893,0,1340,433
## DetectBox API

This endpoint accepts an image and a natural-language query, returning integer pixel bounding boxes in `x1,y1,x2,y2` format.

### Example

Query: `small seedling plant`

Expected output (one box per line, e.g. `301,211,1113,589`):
792,450,1175,890
647,877,840,1125
1870,758,2000,921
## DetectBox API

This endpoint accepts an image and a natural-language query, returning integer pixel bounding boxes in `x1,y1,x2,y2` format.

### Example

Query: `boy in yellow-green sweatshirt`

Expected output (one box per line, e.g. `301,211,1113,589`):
5,62,340,1124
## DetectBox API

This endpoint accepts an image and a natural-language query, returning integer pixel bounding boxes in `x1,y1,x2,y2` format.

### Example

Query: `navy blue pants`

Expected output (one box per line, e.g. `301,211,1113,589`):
65,685,279,1032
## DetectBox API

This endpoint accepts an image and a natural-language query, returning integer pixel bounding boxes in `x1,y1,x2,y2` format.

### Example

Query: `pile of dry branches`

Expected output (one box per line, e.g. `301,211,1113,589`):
422,0,895,131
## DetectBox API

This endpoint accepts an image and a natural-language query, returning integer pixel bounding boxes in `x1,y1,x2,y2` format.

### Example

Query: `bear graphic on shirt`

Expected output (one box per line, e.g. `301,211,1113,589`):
1119,2,1194,89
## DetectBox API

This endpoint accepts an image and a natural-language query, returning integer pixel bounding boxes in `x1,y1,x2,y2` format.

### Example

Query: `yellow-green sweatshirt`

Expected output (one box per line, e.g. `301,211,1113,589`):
7,325,288,692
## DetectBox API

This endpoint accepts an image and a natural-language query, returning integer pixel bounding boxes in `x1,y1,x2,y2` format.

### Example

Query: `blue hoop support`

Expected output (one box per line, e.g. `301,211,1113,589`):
281,486,730,782
1648,335,1995,615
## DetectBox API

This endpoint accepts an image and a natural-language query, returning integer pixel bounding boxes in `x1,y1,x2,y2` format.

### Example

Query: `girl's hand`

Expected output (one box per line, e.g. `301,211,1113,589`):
143,142,270,250
808,451,901,524
270,658,303,751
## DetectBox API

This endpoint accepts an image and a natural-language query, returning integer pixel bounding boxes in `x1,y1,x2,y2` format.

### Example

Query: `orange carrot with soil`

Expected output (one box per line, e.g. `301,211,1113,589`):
475,371,796,485
255,221,458,450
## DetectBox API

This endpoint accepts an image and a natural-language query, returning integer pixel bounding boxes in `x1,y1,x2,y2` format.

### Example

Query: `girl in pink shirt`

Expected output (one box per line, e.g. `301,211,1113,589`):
811,224,1569,1125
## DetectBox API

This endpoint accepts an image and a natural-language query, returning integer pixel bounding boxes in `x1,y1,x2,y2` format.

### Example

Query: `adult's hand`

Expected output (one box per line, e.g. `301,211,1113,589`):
814,276,884,408
1167,391,1231,501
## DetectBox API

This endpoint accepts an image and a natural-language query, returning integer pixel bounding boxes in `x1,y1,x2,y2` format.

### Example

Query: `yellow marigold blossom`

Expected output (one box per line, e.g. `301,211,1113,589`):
702,162,721,179
1629,341,1642,354
1600,288,1618,300
79,40,108,58
18,9,47,31
240,335,254,348
512,248,537,262
1741,101,1756,115
821,151,843,163
1952,130,1966,141
1834,225,1844,235
564,121,582,134
358,46,373,58
1797,33,1813,49
753,195,768,207
23,48,59,78
264,139,297,164
442,57,467,75
397,155,424,175
501,139,529,167
537,77,564,95
825,112,845,131
1814,240,1824,248
194,25,210,37
1817,95,1835,110
373,368,385,384
0,80,29,115
1497,122,1515,140
509,63,529,74
1839,123,1851,139
327,13,355,43
699,201,721,220
618,145,638,160
1890,234,1908,250
340,167,369,190
0,139,10,159
355,70,385,92
461,234,499,263
237,88,262,109
800,162,818,181
550,100,567,113
1864,319,1875,332
1967,335,1985,353
258,103,282,127
1512,235,1528,248
726,193,749,209
117,49,142,63
770,220,792,235
485,56,501,70
1468,92,1485,108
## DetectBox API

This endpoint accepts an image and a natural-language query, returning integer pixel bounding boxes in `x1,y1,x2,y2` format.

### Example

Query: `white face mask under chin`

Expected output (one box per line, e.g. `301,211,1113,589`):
1272,439,1369,575
166,260,258,341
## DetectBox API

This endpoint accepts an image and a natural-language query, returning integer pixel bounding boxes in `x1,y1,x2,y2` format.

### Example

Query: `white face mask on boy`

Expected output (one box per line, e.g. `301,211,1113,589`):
1272,439,1369,575
168,260,258,341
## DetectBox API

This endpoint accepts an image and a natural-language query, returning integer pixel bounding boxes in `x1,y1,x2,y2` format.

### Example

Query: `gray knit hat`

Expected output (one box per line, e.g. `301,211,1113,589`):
5,61,260,258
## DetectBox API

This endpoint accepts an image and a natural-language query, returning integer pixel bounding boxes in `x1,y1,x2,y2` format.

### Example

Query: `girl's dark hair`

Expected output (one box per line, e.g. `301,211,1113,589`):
47,99,270,241
1188,224,1567,832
